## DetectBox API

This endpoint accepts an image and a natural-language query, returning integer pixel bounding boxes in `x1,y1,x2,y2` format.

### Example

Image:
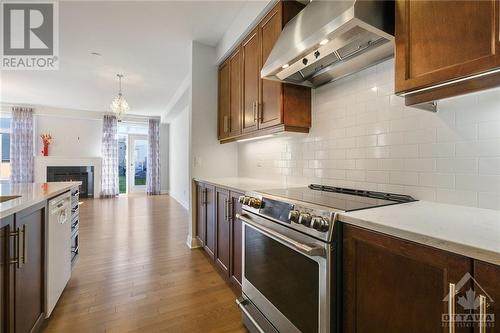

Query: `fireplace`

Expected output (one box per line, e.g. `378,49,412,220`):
47,166,94,198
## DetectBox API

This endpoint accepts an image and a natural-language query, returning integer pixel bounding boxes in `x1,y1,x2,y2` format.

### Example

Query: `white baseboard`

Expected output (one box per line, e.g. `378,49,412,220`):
185,235,202,249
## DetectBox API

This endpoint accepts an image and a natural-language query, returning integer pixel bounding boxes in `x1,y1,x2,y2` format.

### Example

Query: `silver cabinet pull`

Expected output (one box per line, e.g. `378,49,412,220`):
237,213,325,257
224,198,229,222
236,298,265,333
479,294,487,333
448,283,456,333
228,199,233,222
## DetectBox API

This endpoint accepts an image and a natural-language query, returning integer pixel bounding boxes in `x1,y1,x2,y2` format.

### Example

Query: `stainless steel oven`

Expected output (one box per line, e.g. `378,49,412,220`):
237,210,334,333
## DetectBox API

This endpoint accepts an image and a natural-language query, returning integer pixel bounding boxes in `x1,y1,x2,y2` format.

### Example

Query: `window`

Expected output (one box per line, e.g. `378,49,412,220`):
0,117,11,179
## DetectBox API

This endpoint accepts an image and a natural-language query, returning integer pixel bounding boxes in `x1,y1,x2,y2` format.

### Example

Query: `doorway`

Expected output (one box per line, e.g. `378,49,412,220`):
118,123,148,194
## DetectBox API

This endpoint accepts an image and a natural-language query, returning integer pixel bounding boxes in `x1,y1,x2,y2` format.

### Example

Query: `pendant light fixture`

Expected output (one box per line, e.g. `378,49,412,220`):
110,74,130,118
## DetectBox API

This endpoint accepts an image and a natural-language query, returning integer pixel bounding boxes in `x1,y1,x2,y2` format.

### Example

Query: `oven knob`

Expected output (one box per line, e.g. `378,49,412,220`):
319,218,330,232
298,212,312,226
310,216,323,230
249,198,262,209
242,197,251,205
238,196,245,204
288,210,300,223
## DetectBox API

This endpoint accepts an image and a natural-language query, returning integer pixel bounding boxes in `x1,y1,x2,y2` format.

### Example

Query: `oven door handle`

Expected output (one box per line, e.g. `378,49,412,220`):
236,213,325,257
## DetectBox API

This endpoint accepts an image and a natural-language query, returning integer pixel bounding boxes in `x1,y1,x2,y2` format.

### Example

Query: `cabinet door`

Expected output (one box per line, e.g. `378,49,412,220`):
343,224,471,333
228,48,242,138
242,28,260,134
0,216,14,333
204,184,215,259
15,204,45,333
195,183,206,247
218,60,230,140
229,191,243,288
215,188,230,275
259,3,283,129
395,0,500,94
473,260,500,333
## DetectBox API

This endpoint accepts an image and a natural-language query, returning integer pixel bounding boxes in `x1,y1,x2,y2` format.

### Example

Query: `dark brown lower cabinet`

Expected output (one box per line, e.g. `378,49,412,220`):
195,181,244,292
0,216,14,333
15,204,45,333
473,260,500,333
203,184,215,259
0,203,45,333
195,183,206,247
215,187,230,275
229,191,243,288
342,224,471,333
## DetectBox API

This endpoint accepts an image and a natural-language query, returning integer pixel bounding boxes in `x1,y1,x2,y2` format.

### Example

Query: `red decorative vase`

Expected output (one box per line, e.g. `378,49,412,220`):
42,144,49,156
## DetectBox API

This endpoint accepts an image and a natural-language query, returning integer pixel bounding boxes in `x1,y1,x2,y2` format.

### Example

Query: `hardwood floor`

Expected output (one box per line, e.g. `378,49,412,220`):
42,194,247,333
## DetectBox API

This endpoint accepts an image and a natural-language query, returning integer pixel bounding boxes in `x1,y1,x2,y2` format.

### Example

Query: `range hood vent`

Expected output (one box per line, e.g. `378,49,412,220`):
261,0,395,88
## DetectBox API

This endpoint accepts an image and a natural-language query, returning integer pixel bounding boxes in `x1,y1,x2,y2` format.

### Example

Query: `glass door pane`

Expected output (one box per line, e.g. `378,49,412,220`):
118,136,127,194
129,135,148,192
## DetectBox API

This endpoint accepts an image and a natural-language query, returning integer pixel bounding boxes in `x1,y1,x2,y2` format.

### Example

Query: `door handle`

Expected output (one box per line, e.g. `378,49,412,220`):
224,198,228,221
253,101,257,122
236,298,265,333
237,213,325,257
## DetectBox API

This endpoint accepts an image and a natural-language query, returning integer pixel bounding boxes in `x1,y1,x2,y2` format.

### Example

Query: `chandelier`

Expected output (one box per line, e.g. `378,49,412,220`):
110,74,129,117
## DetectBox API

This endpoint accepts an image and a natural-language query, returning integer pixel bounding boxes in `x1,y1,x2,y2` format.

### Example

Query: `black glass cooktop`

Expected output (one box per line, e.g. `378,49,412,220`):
259,184,416,212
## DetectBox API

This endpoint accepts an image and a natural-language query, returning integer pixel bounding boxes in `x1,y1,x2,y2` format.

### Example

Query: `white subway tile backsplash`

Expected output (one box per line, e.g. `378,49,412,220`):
419,173,454,189
419,143,455,157
390,171,419,186
478,157,500,175
436,158,477,174
238,59,500,210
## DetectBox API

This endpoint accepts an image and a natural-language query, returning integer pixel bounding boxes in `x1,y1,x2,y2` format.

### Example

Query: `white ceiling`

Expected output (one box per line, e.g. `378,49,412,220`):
0,1,252,116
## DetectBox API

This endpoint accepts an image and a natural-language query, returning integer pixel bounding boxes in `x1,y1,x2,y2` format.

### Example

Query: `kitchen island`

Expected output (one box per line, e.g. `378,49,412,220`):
0,181,80,333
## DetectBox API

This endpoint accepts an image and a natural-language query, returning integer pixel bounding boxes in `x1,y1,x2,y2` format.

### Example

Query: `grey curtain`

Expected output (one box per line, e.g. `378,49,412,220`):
147,119,161,195
10,107,34,183
101,115,119,197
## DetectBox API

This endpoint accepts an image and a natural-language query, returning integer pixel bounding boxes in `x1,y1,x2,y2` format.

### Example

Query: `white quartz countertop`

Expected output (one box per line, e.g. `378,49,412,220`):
0,182,81,219
339,201,500,266
194,177,287,193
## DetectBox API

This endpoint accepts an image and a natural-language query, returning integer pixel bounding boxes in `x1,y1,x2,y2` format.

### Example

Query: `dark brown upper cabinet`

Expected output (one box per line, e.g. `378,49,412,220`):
218,0,311,143
218,60,230,140
395,0,500,106
228,48,243,138
242,28,260,134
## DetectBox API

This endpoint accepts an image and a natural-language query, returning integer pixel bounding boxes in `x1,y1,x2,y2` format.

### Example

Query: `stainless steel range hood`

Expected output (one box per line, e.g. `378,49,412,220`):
261,0,395,88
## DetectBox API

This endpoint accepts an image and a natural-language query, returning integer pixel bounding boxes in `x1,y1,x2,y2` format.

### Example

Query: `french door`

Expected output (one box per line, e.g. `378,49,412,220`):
128,135,148,193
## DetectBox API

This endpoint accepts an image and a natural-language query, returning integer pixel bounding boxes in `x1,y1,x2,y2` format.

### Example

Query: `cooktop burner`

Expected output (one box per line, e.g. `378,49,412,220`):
259,184,416,212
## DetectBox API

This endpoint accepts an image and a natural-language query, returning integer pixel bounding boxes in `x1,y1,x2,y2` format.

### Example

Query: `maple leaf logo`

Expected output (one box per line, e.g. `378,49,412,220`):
457,288,480,311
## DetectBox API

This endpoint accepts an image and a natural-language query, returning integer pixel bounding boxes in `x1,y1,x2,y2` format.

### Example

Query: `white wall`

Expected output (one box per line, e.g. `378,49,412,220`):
169,107,190,209
160,123,170,193
215,1,272,64
35,113,102,157
191,42,238,180
238,59,500,210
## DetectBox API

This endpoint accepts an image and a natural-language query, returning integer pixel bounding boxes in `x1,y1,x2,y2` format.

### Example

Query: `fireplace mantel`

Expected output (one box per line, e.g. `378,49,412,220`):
34,156,102,198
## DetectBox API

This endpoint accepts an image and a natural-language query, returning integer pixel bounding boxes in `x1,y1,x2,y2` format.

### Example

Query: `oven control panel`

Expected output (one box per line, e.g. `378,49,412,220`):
239,195,334,235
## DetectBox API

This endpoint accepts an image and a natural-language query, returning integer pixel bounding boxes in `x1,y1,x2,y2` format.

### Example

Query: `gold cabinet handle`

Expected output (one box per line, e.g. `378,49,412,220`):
448,283,456,333
479,294,487,333
9,227,20,266
223,115,228,133
252,101,257,122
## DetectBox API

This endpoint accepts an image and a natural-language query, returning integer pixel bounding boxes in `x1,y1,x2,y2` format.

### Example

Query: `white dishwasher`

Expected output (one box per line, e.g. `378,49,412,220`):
46,191,72,317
